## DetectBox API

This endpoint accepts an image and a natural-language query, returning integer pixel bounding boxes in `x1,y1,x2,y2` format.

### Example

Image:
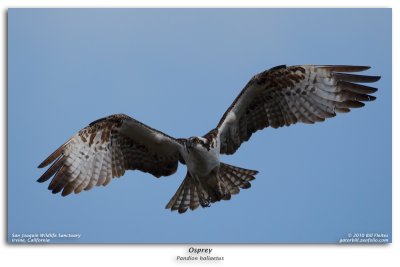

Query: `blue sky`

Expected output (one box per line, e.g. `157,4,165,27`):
8,8,391,243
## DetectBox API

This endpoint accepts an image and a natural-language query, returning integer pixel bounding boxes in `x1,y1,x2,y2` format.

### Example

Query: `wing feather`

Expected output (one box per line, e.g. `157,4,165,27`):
37,156,66,183
216,65,380,154
38,114,182,196
86,146,104,190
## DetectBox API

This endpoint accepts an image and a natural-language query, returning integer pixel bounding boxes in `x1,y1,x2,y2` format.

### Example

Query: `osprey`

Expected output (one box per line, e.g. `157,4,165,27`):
38,65,380,213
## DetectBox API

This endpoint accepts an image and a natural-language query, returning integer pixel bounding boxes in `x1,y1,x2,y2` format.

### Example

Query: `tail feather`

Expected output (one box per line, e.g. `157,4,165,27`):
178,179,191,213
165,172,200,213
219,163,257,190
166,163,258,213
223,175,240,195
189,180,200,210
165,177,186,210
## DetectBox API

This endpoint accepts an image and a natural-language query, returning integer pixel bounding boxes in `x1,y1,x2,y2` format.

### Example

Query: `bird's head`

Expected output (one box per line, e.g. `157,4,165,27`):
185,136,208,152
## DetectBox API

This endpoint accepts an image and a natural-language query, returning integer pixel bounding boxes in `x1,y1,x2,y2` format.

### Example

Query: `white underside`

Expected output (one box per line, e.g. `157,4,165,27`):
180,137,220,177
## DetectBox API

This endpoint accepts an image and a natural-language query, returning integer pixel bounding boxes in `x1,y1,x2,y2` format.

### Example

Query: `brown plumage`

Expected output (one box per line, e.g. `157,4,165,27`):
216,65,379,154
37,64,380,213
38,114,181,196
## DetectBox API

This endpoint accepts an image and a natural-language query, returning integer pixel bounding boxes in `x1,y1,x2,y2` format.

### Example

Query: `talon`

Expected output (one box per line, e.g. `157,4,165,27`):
200,198,211,208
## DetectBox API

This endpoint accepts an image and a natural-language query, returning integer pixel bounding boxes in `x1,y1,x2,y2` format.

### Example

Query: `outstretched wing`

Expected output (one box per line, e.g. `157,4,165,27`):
38,114,183,196
217,65,380,154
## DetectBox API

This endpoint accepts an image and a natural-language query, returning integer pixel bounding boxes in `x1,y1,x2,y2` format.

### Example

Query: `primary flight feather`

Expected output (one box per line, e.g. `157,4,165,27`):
38,65,380,213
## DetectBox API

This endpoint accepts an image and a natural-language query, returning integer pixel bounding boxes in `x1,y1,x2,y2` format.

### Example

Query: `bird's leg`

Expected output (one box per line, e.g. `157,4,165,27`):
199,185,212,207
200,197,211,208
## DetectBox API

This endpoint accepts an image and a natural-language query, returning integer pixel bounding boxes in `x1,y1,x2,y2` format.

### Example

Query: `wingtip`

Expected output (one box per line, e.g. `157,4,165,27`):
37,177,46,183
38,156,58,169
38,141,70,168
354,66,371,71
366,75,381,82
319,65,371,72
37,162,47,169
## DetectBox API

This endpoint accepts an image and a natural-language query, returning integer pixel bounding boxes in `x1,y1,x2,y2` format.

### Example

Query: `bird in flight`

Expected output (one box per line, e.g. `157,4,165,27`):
38,65,380,213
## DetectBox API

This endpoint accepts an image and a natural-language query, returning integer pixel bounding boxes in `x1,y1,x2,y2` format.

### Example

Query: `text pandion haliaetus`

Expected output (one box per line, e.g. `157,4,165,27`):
38,65,380,213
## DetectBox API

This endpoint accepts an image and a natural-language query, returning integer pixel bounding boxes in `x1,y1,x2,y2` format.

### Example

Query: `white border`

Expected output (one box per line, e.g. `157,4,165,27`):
1,1,396,266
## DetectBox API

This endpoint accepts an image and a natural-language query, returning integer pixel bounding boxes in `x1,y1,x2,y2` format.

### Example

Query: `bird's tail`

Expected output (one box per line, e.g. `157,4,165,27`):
165,171,201,213
166,163,258,213
218,162,258,195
